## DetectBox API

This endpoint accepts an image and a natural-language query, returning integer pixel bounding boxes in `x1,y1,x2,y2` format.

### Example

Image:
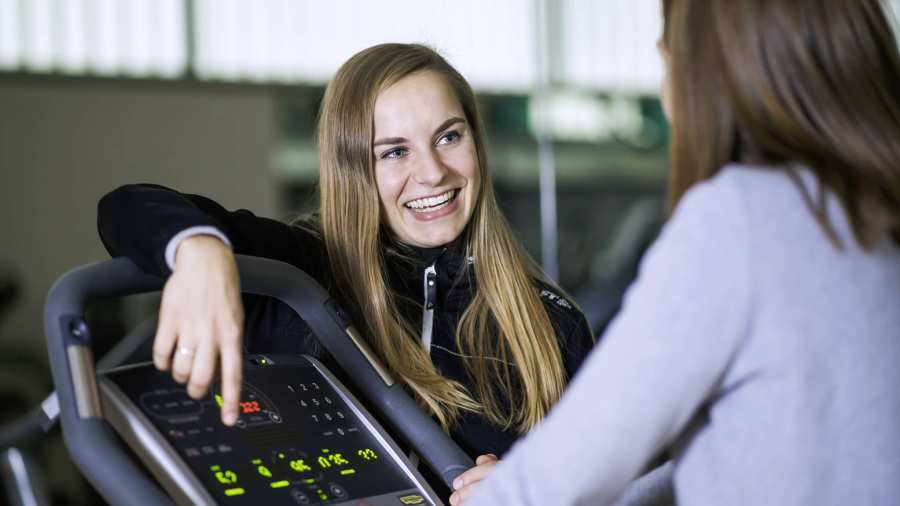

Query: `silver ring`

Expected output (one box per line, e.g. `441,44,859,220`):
176,346,195,357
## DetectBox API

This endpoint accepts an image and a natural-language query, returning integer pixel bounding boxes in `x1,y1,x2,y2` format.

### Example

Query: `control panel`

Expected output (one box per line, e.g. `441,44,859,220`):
101,355,435,506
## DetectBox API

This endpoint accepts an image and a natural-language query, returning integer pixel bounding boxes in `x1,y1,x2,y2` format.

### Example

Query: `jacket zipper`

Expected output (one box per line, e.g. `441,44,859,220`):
421,262,437,352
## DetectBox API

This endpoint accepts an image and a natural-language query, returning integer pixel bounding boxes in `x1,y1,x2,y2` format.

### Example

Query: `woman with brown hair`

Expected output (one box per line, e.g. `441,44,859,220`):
97,43,593,498
465,0,900,504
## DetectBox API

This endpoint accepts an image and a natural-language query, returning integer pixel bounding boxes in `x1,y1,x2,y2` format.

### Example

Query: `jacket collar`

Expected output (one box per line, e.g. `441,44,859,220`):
385,240,475,309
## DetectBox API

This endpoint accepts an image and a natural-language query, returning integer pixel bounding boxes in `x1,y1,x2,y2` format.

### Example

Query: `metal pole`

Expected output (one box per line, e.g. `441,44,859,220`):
183,0,196,79
534,0,559,281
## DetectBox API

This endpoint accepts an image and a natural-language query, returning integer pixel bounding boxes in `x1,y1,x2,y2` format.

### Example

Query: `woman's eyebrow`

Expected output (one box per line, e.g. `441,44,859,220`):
373,136,405,147
433,116,465,136
373,116,466,147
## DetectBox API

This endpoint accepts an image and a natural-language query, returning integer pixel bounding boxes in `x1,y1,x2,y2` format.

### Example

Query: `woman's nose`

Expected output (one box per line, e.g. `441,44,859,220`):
411,149,447,186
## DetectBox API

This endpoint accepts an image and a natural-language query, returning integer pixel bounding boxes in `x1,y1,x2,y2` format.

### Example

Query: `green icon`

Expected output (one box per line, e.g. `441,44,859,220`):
224,488,245,497
317,456,331,469
214,470,237,485
250,458,273,478
214,394,224,408
290,459,312,472
270,480,289,489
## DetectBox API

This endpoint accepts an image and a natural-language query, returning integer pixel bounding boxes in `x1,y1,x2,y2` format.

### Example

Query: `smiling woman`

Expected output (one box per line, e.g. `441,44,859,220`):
96,43,595,502
373,72,479,248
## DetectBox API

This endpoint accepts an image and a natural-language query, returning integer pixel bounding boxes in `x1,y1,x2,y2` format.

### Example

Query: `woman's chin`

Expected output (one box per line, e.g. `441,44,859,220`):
401,228,463,249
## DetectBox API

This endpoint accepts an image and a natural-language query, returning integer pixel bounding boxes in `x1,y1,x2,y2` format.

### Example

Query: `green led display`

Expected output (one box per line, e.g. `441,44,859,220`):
317,448,351,468
290,459,312,472
202,444,388,500
251,458,273,478
357,448,379,461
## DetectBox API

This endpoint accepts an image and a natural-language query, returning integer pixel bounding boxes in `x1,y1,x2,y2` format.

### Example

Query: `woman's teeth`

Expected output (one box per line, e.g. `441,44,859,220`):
405,190,457,212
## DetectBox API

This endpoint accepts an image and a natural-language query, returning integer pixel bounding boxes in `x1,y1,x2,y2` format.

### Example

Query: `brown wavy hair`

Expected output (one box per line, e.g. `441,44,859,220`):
662,0,900,248
314,43,573,432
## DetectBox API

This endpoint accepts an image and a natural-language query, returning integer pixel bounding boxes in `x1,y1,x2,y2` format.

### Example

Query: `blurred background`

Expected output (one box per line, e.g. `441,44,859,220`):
0,1,898,503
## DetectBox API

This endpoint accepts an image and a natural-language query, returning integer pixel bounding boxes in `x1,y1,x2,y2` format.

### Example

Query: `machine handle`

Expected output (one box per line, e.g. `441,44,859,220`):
44,258,170,506
45,256,472,505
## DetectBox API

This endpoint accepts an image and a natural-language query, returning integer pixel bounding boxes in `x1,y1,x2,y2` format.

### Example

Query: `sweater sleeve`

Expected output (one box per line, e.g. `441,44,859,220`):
97,183,326,279
468,176,753,506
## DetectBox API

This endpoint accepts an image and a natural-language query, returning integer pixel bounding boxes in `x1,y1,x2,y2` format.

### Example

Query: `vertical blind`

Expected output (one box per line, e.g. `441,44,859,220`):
0,0,186,77
190,0,539,91
0,0,667,93
5,1,897,93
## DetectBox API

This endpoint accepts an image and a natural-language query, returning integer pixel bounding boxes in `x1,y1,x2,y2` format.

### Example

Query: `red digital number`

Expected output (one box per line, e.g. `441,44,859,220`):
240,401,261,414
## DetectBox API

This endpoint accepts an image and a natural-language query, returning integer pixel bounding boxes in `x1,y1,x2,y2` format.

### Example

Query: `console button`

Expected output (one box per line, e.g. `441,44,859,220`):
289,488,311,504
328,482,348,499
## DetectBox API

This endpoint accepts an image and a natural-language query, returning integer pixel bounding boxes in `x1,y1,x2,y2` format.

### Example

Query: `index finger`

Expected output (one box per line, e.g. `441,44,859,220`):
219,341,242,426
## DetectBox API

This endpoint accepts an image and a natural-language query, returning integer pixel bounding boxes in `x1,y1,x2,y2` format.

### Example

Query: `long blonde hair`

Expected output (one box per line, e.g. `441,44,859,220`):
315,43,571,432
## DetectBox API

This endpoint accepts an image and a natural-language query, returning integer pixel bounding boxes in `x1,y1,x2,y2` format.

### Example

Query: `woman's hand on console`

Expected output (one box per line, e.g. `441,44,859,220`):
153,235,244,426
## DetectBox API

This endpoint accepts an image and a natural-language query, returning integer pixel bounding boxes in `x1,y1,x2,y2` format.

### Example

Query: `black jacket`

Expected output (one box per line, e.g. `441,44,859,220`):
98,184,595,459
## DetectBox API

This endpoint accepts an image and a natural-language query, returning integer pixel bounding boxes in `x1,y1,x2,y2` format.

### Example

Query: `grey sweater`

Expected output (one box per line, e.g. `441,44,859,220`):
469,165,900,505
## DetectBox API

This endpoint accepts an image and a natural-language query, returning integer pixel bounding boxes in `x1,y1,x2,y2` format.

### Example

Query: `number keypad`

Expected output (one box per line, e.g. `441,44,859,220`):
292,384,357,436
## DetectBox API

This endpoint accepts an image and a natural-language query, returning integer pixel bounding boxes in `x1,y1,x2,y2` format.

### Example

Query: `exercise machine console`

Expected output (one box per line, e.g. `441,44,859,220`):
45,255,472,505
101,355,437,505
